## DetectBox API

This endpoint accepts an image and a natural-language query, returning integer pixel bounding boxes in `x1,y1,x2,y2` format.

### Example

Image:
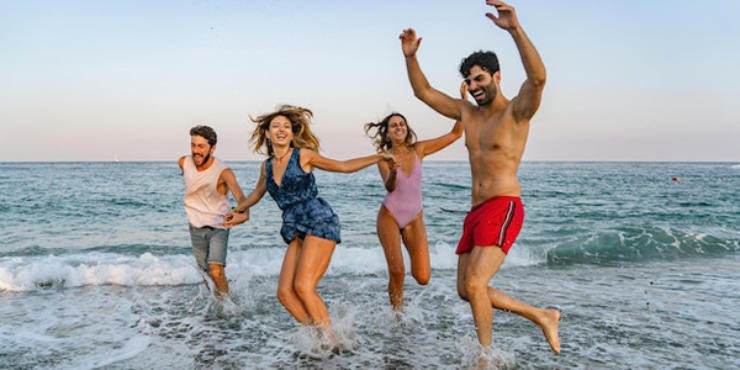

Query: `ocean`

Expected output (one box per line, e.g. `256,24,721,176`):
1,161,738,369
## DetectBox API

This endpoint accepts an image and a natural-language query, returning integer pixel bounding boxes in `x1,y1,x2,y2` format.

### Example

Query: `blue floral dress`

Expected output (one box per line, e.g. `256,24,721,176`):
265,148,341,244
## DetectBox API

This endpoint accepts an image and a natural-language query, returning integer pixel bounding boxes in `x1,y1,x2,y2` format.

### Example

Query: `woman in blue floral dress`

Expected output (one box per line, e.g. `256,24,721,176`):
223,105,394,340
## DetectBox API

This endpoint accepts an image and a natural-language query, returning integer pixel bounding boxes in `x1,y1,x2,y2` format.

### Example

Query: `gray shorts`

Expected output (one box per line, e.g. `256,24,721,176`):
188,224,229,272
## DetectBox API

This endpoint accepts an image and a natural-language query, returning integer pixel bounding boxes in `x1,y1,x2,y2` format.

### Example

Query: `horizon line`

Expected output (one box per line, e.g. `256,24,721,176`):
2,159,738,164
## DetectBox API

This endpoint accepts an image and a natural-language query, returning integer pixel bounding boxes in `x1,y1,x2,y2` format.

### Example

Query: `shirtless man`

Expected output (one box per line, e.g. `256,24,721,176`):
400,1,560,353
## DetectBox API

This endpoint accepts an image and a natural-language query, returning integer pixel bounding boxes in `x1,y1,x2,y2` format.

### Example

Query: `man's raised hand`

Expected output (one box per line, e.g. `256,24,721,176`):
485,1,520,31
399,28,422,58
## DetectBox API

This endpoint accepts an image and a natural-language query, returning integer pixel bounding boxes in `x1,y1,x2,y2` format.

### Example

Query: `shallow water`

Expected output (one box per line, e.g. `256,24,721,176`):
2,257,739,369
1,161,739,369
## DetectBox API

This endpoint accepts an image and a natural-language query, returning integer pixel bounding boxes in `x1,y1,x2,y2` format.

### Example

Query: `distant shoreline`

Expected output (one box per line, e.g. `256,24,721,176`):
1,160,738,164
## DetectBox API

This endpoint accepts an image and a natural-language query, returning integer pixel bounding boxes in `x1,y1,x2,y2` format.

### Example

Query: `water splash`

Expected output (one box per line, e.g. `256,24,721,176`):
457,336,517,370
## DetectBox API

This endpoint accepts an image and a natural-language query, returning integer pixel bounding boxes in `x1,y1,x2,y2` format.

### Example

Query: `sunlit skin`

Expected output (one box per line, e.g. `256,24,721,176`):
190,135,214,169
376,85,464,311
221,112,397,343
400,0,560,354
464,65,500,107
178,134,247,301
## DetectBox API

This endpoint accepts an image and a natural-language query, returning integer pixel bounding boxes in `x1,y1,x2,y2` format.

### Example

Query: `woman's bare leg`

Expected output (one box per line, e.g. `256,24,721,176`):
277,238,310,324
293,235,337,335
400,212,430,286
377,205,405,310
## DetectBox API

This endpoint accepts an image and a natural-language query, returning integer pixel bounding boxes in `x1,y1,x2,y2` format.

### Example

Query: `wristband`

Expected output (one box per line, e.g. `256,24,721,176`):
232,207,245,214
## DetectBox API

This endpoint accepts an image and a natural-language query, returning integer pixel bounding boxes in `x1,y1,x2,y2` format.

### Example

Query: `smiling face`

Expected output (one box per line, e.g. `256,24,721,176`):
386,115,409,145
267,115,294,148
190,135,215,168
464,65,501,106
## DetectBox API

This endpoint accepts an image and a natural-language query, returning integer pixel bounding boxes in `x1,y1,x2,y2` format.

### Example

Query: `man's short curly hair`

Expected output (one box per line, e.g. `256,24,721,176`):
459,50,500,78
190,125,217,147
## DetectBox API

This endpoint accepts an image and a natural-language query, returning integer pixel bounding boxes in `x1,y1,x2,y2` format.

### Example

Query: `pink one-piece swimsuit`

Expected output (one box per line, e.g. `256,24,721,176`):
383,152,423,230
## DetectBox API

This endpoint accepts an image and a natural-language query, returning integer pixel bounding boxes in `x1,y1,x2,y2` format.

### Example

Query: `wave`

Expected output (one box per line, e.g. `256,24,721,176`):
0,241,489,292
545,226,739,266
2,226,736,292
0,253,198,292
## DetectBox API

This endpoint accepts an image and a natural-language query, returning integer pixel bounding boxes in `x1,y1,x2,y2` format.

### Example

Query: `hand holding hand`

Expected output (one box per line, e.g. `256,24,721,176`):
382,153,400,170
221,210,249,229
485,1,520,31
399,28,422,58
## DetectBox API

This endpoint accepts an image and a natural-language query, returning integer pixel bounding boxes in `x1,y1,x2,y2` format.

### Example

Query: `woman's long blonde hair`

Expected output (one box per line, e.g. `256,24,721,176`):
250,105,321,157
364,112,417,152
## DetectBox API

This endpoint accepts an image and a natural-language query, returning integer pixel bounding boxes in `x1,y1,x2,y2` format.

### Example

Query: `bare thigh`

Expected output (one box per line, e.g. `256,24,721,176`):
294,235,336,288
278,238,303,293
464,246,506,289
457,245,506,298
400,212,429,282
377,205,404,273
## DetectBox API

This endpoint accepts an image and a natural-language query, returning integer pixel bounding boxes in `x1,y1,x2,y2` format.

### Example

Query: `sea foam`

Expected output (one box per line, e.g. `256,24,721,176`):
0,240,543,292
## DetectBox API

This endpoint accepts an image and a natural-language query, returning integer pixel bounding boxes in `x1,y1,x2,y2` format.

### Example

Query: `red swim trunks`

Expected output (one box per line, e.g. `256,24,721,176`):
455,196,525,255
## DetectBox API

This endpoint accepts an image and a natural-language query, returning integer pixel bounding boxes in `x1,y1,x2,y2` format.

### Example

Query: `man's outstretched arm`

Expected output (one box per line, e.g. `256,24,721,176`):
487,1,546,121
400,28,463,121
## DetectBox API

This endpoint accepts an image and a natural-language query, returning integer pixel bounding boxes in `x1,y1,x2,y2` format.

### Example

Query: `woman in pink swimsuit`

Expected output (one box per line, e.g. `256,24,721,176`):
365,84,465,310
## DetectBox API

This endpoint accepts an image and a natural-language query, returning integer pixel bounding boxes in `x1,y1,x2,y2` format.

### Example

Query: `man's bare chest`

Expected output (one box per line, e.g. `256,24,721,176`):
464,119,512,151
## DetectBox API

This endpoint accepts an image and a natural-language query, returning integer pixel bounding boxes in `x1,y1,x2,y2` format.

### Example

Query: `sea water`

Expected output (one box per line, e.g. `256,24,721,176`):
1,161,738,369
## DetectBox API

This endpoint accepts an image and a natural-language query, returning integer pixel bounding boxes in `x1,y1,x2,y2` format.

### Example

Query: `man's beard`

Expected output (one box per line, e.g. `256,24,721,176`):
476,85,497,106
194,151,211,168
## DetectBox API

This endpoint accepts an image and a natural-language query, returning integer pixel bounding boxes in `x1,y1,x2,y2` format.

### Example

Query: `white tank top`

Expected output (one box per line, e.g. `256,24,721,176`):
182,156,230,228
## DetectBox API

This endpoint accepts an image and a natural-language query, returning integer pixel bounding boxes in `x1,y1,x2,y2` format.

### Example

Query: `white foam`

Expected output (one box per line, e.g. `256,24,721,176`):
429,241,459,270
503,243,543,268
0,238,544,292
328,300,360,351
329,244,394,275
90,336,151,368
457,336,518,370
0,253,201,292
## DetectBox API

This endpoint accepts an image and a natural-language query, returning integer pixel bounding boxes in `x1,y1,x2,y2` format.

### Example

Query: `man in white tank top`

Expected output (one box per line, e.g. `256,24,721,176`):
179,125,246,300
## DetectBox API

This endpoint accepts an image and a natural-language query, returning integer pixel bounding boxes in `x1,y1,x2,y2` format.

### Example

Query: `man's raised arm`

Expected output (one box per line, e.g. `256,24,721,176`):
400,28,463,121
487,1,546,121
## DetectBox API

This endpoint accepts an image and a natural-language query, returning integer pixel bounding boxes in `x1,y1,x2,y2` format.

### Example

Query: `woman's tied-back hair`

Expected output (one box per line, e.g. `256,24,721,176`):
190,125,217,146
364,112,417,152
250,105,321,157
459,50,500,78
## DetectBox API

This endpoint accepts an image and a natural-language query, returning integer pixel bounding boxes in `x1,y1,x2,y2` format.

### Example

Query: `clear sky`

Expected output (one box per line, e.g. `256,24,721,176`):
2,0,739,162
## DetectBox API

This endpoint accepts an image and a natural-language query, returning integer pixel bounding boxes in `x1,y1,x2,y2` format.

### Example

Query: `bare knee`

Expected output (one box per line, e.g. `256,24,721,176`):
456,277,469,301
412,269,430,286
293,279,316,301
277,286,297,306
209,265,225,280
457,285,469,301
464,279,488,298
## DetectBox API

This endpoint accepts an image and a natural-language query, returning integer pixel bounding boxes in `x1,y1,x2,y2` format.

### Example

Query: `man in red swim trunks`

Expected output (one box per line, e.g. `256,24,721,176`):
400,1,560,353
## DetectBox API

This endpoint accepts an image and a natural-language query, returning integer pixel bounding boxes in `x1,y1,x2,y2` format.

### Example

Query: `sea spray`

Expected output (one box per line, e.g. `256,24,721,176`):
457,336,517,370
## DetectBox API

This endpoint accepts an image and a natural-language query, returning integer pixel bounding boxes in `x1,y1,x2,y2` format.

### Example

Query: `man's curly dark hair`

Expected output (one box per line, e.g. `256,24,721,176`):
190,125,217,147
459,50,500,78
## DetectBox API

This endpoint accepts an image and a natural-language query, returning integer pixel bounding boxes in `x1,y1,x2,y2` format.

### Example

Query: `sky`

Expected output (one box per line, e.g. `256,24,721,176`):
1,0,739,162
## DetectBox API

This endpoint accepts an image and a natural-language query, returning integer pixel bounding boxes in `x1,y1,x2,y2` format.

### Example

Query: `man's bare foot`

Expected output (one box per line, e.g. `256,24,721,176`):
539,308,561,353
